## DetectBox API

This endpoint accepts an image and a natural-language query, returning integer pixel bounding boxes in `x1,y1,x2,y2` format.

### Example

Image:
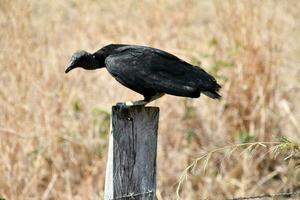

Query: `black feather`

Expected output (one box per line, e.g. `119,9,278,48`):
80,44,221,100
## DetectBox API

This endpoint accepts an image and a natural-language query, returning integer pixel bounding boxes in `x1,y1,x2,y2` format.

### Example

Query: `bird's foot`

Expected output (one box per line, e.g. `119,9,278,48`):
115,102,129,110
115,100,148,110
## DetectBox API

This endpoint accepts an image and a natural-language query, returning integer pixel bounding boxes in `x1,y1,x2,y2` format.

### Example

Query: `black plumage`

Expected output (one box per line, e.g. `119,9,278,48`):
65,44,221,106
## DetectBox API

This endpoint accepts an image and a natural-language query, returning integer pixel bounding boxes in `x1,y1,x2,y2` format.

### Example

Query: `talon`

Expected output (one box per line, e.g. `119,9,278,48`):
115,102,128,110
115,100,149,109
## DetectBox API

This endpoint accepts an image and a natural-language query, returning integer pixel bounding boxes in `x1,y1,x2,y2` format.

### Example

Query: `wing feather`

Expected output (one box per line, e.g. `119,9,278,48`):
105,46,219,98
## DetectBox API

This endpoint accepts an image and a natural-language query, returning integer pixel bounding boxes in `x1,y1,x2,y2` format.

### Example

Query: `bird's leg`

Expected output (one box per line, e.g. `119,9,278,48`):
115,99,148,109
124,99,149,106
147,93,165,103
116,93,164,109
130,93,164,106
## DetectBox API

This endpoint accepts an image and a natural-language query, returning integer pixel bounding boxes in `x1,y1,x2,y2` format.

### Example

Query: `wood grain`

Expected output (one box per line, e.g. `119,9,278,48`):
104,106,159,200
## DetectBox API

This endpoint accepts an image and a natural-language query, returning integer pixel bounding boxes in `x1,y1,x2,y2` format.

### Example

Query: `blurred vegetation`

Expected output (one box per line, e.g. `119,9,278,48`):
0,0,299,199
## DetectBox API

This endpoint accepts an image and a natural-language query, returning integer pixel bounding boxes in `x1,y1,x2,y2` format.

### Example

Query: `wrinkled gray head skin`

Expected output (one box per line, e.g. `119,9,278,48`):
65,50,100,73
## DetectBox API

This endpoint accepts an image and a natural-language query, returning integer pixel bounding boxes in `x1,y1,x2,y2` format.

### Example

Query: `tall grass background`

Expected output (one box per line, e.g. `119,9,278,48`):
0,0,299,199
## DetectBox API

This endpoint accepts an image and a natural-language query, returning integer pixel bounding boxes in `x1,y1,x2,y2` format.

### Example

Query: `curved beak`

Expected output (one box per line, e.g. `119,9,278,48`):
65,60,76,73
65,66,73,73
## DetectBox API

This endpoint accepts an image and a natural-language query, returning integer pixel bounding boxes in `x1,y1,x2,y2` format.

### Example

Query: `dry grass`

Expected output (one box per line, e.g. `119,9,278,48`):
0,0,300,199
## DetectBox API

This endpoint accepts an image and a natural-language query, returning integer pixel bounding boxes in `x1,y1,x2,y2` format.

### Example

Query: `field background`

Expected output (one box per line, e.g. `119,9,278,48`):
1,0,300,199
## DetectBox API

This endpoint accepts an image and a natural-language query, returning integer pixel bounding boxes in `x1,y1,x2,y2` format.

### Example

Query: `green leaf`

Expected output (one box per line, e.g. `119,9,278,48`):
236,130,255,143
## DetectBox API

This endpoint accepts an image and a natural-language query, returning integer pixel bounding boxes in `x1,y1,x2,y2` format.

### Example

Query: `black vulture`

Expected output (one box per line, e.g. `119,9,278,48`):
65,44,221,107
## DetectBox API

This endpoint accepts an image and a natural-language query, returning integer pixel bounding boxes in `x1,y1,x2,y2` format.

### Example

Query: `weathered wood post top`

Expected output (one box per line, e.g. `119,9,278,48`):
104,105,159,200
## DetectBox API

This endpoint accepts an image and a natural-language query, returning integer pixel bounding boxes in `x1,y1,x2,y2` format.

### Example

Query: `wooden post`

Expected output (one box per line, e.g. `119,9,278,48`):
104,106,159,200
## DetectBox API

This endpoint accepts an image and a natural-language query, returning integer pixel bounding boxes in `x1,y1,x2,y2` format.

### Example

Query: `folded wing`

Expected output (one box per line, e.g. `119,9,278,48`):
104,46,221,98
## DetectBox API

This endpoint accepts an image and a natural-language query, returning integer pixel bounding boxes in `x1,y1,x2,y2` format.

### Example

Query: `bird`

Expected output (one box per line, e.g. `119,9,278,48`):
65,44,221,108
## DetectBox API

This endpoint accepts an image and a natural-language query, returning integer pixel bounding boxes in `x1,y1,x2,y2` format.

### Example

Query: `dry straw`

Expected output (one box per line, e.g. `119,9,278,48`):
0,0,299,199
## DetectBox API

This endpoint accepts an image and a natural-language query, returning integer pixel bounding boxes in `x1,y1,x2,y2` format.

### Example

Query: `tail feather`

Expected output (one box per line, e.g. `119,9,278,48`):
203,91,221,99
195,68,222,99
202,80,221,99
